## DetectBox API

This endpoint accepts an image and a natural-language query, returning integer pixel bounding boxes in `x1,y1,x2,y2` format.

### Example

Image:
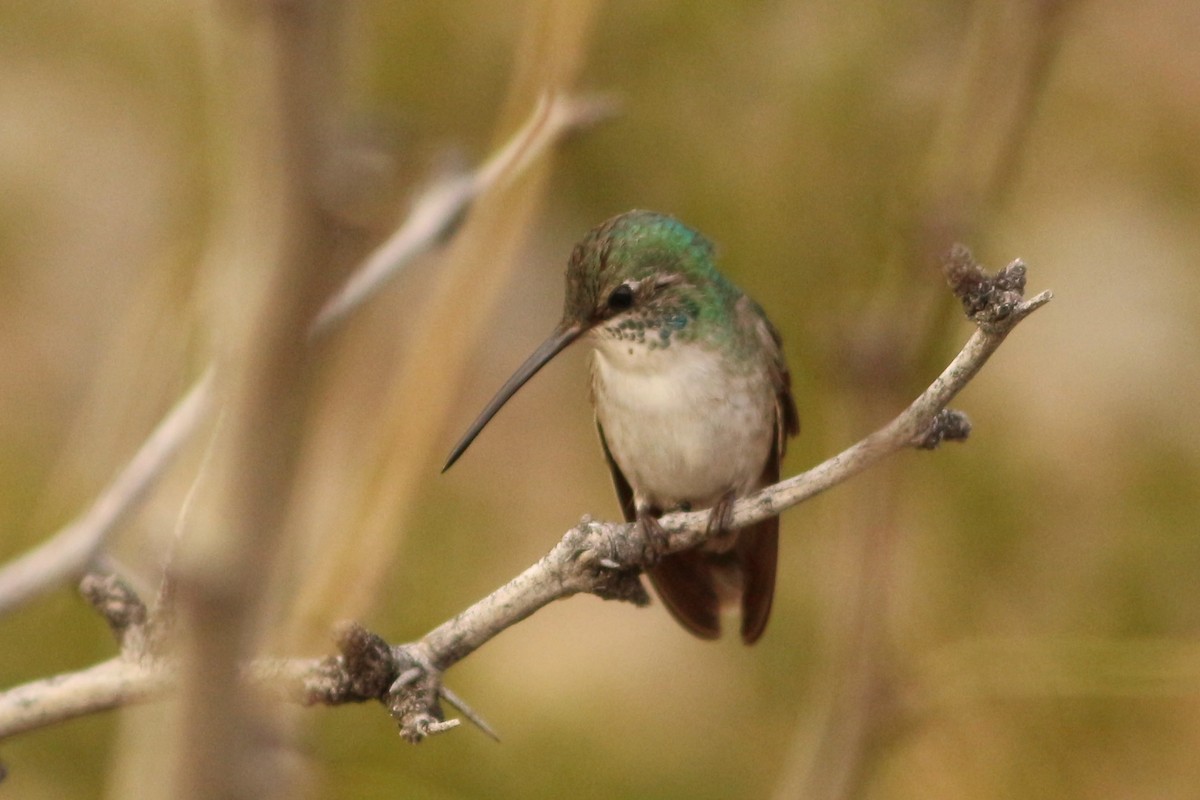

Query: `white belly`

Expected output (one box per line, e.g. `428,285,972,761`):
590,337,775,511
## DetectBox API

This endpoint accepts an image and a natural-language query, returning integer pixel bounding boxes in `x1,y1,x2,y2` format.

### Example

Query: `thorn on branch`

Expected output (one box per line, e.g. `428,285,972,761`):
943,245,1031,330
439,684,500,742
916,409,973,450
390,667,423,691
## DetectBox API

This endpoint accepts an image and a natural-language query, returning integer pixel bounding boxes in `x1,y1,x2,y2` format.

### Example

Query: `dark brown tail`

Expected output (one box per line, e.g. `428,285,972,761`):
647,551,721,640
736,515,778,644
646,516,778,644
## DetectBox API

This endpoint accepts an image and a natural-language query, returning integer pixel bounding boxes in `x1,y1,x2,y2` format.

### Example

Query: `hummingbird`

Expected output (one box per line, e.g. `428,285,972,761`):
444,210,798,643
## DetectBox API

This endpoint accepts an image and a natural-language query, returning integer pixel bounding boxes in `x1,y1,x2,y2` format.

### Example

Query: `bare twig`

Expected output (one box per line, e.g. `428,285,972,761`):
0,656,173,741
0,249,1051,744
310,92,618,336
0,369,215,616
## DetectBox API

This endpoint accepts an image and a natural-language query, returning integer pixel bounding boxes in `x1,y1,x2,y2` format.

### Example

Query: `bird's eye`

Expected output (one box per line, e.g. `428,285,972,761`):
607,284,635,312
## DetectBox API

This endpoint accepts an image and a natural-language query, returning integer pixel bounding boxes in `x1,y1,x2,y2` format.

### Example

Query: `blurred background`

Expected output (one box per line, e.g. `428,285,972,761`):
3,0,1200,798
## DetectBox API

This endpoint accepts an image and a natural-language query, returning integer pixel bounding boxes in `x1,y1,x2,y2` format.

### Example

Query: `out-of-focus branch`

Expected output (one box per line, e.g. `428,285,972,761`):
163,0,342,794
0,249,1050,745
0,658,172,742
1,570,162,742
0,5,613,786
0,369,215,616
0,92,611,626
311,92,618,335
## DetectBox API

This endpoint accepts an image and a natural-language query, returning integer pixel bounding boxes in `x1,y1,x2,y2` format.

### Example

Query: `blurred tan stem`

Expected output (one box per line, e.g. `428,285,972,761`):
153,1,346,798
283,0,602,652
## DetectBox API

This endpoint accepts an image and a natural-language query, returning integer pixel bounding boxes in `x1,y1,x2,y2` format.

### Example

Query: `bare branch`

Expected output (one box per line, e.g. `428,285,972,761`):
310,92,619,336
0,370,215,616
0,657,173,741
0,617,463,743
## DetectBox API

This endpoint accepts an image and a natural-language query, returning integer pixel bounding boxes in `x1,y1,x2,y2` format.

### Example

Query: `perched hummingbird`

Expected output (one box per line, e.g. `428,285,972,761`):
444,210,798,643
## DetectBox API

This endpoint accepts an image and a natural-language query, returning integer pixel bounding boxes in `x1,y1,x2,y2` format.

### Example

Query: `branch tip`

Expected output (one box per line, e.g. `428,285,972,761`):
555,92,623,137
942,245,1048,331
402,715,459,743
1024,289,1054,312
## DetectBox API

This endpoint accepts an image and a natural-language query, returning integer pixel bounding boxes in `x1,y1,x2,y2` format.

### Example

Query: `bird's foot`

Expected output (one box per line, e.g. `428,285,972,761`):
635,510,672,566
704,491,737,550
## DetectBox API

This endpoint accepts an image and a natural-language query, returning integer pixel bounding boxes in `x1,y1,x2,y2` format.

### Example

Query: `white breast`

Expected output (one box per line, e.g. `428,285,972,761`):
590,336,775,511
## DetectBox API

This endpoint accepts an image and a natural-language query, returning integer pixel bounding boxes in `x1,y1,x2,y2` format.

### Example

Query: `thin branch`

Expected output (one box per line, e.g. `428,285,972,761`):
0,249,1051,745
0,657,172,741
0,369,215,616
310,92,619,336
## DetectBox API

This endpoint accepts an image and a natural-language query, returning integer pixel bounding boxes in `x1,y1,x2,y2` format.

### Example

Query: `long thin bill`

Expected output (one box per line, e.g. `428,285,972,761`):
442,322,586,471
